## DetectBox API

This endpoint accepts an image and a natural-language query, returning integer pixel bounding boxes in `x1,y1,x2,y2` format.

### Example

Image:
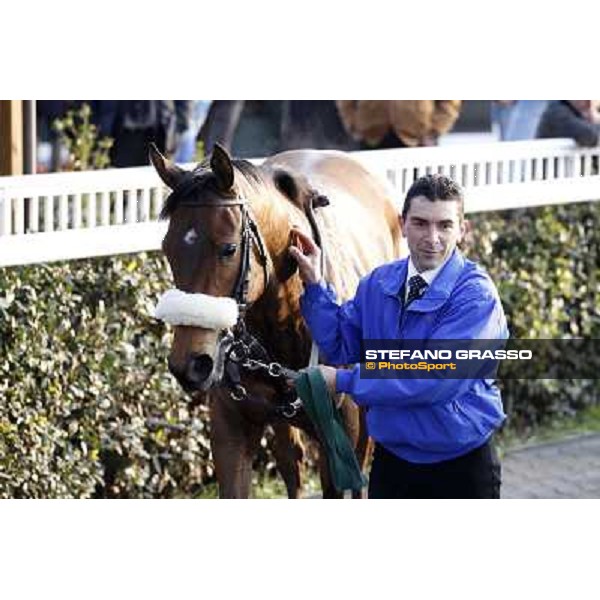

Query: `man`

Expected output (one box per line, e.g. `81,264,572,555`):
491,100,549,140
336,101,462,149
289,174,507,499
110,101,193,167
536,100,600,147
197,100,245,153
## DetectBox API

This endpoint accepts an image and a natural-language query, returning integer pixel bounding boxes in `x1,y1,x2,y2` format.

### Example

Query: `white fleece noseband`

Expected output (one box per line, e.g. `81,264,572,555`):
154,288,239,329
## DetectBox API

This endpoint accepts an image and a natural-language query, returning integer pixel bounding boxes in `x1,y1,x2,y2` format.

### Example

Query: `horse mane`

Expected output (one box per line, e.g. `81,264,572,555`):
159,159,268,220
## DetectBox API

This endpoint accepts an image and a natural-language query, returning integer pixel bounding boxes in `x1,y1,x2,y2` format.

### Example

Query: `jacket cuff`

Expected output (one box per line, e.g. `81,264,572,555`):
302,281,329,302
335,369,354,394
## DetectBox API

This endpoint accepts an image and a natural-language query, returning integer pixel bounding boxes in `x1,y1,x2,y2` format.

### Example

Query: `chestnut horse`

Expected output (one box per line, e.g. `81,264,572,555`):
152,143,403,498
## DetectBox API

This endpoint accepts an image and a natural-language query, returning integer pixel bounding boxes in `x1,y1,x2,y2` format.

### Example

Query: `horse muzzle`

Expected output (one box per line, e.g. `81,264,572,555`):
169,353,216,393
168,329,234,395
156,288,239,394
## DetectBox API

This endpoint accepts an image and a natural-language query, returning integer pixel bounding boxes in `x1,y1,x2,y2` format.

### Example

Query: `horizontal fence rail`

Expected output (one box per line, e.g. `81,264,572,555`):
1,139,599,267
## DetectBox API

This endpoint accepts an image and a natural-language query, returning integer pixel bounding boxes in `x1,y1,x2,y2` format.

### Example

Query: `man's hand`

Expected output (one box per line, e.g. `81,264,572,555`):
318,365,337,396
285,365,337,397
288,227,322,285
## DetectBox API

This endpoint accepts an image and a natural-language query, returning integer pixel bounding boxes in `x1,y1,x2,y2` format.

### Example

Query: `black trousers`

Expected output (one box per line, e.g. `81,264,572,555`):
110,127,167,168
368,439,501,499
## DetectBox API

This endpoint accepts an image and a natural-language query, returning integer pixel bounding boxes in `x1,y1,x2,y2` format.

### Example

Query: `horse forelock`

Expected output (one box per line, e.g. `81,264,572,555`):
159,159,268,220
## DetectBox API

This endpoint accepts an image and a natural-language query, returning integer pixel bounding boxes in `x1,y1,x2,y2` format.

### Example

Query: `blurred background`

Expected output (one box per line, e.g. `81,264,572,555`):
6,99,600,175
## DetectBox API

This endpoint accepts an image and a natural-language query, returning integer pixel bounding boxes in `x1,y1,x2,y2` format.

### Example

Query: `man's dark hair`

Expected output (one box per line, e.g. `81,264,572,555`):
402,174,464,220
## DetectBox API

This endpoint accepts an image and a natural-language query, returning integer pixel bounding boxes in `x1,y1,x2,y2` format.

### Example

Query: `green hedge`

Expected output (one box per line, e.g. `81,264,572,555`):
468,200,600,431
0,254,215,498
1,201,599,497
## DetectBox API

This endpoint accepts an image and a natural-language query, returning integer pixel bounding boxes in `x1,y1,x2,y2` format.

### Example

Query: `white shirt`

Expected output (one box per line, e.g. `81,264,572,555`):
404,253,452,302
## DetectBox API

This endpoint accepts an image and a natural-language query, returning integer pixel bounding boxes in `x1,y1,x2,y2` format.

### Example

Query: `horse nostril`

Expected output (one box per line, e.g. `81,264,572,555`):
187,354,213,384
167,360,193,394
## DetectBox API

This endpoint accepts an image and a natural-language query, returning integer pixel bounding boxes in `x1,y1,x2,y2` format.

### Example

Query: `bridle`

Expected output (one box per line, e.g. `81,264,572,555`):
168,180,302,419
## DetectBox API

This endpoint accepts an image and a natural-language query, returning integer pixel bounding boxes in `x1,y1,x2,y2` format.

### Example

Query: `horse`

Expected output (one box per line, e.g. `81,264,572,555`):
151,143,403,498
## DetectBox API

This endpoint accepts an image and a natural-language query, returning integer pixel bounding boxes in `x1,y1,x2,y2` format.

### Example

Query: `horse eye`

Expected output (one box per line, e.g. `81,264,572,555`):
219,243,237,258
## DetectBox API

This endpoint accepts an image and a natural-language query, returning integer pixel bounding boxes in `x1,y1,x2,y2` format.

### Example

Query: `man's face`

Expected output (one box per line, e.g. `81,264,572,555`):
401,196,466,272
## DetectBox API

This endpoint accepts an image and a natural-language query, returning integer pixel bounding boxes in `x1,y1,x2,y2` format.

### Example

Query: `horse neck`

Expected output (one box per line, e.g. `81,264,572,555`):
237,173,307,270
237,176,311,364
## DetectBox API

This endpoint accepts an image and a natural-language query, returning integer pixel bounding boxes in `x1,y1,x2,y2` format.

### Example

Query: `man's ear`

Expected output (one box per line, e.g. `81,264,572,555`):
460,218,471,242
399,214,406,237
457,218,472,252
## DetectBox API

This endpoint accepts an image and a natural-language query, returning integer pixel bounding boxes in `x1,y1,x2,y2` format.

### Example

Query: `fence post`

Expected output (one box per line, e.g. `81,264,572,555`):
0,101,23,176
0,188,11,236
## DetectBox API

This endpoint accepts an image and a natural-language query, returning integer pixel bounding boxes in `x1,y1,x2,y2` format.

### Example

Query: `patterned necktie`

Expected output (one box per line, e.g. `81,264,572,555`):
406,274,428,306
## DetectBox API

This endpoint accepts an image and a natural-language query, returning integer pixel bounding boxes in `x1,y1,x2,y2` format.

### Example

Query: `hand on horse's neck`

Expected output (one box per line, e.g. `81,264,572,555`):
246,185,312,284
242,190,313,365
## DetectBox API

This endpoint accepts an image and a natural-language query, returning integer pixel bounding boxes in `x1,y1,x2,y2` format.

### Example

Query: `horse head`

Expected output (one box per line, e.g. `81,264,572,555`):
151,143,273,394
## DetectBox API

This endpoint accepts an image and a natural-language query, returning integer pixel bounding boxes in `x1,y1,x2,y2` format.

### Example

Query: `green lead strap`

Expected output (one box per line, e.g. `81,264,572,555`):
294,368,367,494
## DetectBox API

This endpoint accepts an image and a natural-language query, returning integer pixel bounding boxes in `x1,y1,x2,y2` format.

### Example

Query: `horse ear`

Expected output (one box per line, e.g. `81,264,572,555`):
273,169,299,202
210,143,235,190
149,143,186,190
274,168,331,209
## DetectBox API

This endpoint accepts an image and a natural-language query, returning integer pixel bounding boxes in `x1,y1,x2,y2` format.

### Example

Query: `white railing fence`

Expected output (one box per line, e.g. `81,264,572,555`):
1,139,599,268
353,138,600,213
0,166,165,236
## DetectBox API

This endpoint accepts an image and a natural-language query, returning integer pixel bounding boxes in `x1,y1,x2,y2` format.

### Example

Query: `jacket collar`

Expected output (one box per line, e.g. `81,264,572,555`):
381,248,465,311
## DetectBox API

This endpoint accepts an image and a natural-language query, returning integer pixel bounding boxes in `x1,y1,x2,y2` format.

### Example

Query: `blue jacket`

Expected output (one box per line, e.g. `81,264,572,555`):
300,249,508,463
